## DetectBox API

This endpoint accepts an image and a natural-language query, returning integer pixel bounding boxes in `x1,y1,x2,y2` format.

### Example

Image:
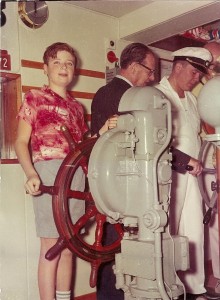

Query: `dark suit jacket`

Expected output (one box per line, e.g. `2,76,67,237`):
91,77,131,136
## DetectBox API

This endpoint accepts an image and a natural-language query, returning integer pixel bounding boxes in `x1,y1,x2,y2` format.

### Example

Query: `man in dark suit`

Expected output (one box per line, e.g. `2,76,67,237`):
91,42,203,300
91,42,156,300
91,43,156,138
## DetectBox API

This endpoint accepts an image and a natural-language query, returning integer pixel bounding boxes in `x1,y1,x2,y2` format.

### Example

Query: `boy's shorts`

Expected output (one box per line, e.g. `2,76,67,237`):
33,159,85,238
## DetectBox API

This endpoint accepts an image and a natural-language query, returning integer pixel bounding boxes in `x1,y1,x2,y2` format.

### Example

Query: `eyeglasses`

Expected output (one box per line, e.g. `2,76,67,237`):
138,63,155,76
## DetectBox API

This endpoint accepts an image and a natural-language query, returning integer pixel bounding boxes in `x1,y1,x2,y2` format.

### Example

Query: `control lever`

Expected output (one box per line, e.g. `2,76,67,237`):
203,208,212,225
202,190,217,225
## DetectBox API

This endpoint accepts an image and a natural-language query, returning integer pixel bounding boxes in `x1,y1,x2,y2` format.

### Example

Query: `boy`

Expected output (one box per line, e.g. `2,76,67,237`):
15,42,88,300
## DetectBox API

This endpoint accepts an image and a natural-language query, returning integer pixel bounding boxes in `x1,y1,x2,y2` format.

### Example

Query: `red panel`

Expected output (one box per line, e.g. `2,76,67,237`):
0,50,11,71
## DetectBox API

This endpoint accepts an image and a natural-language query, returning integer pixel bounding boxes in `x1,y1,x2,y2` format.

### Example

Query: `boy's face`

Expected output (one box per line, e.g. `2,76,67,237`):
43,50,76,88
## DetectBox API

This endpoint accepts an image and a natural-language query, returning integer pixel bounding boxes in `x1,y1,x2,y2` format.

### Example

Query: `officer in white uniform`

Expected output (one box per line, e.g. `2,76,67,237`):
156,47,212,300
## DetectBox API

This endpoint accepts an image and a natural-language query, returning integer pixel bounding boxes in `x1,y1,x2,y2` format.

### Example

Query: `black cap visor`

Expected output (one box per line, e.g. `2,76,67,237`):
174,56,210,74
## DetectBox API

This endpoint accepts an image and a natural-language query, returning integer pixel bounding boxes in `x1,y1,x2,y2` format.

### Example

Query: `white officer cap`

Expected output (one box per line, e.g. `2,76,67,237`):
172,47,212,74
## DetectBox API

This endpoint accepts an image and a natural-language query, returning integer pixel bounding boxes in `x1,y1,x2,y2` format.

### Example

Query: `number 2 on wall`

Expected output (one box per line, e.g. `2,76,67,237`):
0,51,11,70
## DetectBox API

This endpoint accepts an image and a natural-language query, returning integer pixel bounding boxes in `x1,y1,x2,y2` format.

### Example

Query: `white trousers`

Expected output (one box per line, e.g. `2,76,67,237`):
170,172,206,294
209,211,220,279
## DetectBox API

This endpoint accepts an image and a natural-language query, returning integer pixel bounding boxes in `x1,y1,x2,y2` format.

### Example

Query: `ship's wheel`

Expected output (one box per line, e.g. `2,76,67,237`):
197,139,217,224
40,137,124,287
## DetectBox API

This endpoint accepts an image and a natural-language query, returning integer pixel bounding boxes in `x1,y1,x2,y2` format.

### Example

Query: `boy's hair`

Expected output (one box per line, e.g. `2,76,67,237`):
120,42,154,69
43,42,77,66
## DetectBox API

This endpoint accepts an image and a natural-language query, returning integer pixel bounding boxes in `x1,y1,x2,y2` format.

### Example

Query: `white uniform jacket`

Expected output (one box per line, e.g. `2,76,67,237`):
156,77,206,294
156,76,201,157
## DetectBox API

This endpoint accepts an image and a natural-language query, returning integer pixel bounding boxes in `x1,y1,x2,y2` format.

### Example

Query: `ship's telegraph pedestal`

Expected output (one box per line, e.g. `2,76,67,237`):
88,86,189,300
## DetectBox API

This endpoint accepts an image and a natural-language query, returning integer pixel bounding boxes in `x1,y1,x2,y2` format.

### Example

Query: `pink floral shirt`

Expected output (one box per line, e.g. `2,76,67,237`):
18,86,88,163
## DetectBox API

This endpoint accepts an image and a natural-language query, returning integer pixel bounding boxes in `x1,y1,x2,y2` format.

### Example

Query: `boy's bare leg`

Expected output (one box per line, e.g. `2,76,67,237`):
56,248,73,291
38,238,60,300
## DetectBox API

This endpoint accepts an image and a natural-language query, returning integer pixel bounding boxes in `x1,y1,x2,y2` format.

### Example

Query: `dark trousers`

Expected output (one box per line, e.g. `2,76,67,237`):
96,223,124,300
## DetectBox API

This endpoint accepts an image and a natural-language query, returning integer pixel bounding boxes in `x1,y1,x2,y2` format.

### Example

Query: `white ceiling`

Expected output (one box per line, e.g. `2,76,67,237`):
63,1,220,45
64,1,152,18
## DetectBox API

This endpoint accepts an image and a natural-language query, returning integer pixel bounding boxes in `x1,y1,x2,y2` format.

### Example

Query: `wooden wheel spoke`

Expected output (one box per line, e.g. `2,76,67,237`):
93,214,106,249
79,154,89,175
90,260,102,288
45,237,67,260
72,205,97,234
67,189,93,201
115,223,125,238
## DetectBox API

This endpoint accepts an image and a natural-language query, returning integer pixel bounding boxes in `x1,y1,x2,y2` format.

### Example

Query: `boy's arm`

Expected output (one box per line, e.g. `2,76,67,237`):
14,119,41,195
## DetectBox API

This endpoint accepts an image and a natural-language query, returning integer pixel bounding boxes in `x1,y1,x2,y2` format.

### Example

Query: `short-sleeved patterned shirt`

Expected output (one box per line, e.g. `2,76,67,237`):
18,86,88,163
